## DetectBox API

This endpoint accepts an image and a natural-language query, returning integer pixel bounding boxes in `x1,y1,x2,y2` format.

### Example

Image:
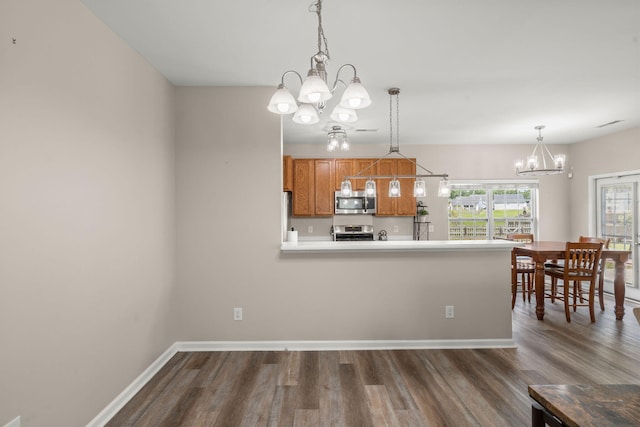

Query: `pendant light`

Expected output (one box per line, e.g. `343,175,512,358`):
340,88,450,198
267,0,371,124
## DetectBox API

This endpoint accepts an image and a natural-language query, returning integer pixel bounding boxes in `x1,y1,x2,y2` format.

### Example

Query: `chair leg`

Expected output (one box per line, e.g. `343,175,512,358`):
589,281,596,322
563,281,571,322
598,268,605,311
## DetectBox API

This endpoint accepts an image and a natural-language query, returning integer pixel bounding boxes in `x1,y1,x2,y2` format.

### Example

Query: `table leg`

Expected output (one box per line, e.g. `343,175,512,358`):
535,259,545,320
614,258,626,320
531,403,545,427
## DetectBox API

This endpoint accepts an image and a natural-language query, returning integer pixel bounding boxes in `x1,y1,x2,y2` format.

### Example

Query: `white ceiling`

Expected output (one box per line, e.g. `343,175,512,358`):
81,0,640,147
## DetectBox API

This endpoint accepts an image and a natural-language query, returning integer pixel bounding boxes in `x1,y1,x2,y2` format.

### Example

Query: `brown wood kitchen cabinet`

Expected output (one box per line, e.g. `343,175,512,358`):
352,158,378,190
292,158,334,216
375,158,416,216
283,155,293,191
334,159,353,190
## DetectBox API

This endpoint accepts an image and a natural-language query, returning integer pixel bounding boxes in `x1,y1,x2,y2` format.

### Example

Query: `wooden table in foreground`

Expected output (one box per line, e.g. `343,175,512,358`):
514,241,631,320
529,384,640,427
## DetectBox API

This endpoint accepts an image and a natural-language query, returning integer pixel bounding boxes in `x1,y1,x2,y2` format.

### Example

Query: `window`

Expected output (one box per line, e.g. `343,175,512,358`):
447,181,538,240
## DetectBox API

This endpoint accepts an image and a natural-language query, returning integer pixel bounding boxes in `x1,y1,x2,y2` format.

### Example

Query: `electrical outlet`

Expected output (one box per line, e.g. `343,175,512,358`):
445,305,454,318
308,225,313,233
234,307,243,321
428,223,434,232
393,225,399,232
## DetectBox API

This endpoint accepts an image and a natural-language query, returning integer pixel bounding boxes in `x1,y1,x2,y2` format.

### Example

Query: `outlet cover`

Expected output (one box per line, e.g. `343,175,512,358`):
445,306,454,318
233,307,243,321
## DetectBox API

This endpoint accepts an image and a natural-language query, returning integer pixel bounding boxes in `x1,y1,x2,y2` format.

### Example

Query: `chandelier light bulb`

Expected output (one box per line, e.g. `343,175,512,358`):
554,154,566,169
330,105,357,123
341,180,352,196
292,104,319,124
339,78,372,110
389,179,401,197
267,85,298,115
413,180,426,197
365,179,376,196
527,156,538,170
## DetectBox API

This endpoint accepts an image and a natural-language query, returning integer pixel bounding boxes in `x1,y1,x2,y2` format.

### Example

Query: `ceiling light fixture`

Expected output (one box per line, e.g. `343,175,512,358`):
327,125,349,152
267,0,371,124
341,88,449,198
515,125,566,176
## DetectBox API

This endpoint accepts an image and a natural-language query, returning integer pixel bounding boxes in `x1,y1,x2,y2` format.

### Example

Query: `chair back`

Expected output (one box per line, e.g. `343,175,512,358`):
564,242,603,279
507,233,534,243
579,235,610,249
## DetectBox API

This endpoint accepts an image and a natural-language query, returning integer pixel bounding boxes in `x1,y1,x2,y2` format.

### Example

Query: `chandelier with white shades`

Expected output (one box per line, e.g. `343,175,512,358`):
267,0,372,125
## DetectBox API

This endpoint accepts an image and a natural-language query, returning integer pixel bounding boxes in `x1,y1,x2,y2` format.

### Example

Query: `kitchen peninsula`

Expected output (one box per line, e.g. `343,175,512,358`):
281,239,516,253
280,239,518,348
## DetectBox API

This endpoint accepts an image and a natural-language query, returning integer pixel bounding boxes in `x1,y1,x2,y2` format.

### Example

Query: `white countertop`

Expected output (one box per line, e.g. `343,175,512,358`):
281,239,519,253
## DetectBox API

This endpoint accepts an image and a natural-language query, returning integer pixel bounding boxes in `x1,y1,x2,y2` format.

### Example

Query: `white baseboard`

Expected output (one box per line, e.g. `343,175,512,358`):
175,339,516,352
85,343,179,427
88,338,515,426
3,416,20,427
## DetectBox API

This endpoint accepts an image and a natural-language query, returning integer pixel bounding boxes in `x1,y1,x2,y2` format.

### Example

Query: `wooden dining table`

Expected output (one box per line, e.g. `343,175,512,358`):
513,241,632,320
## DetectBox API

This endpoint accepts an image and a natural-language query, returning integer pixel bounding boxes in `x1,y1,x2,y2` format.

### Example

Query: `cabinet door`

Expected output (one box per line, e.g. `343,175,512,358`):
334,159,353,190
352,159,378,190
292,159,314,216
375,159,396,216
283,155,293,191
396,158,417,216
314,159,335,216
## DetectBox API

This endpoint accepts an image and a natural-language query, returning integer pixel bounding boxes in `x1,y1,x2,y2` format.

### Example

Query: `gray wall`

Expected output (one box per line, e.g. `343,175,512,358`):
1,1,176,426
566,127,640,237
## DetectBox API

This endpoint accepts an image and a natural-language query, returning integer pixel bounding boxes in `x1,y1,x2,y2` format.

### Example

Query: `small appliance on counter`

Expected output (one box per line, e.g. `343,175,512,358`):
332,215,374,241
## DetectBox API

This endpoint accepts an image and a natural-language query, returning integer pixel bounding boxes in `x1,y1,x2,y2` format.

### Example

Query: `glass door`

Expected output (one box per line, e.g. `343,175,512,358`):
596,175,639,300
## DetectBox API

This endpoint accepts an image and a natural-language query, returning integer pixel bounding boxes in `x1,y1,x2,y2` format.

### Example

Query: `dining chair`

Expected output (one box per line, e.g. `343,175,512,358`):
544,241,603,322
578,236,610,311
507,233,535,309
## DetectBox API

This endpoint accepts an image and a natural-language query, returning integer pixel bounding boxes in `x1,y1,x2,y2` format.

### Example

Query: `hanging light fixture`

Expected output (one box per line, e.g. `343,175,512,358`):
413,180,426,197
267,0,371,124
514,125,566,176
326,126,349,152
341,88,449,198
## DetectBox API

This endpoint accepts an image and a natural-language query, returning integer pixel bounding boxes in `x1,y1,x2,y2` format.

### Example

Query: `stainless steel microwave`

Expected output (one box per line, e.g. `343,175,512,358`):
334,191,376,214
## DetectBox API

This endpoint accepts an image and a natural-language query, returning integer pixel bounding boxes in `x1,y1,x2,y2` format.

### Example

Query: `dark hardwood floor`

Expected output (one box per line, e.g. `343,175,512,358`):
106,296,640,426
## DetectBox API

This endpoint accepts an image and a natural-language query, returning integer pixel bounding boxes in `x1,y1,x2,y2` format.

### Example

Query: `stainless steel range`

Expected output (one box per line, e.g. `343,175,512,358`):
332,215,374,241
333,224,374,241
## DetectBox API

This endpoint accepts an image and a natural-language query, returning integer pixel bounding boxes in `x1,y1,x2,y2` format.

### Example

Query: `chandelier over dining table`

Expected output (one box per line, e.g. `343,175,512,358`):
266,0,372,125
514,125,566,176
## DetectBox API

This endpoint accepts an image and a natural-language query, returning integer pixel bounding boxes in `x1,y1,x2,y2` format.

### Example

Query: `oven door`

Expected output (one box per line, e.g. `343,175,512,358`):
334,233,374,241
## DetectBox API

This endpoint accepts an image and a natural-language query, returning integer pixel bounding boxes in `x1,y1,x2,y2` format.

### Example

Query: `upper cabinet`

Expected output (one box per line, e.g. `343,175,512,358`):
292,158,334,217
283,155,293,191
374,158,416,216
290,157,415,217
